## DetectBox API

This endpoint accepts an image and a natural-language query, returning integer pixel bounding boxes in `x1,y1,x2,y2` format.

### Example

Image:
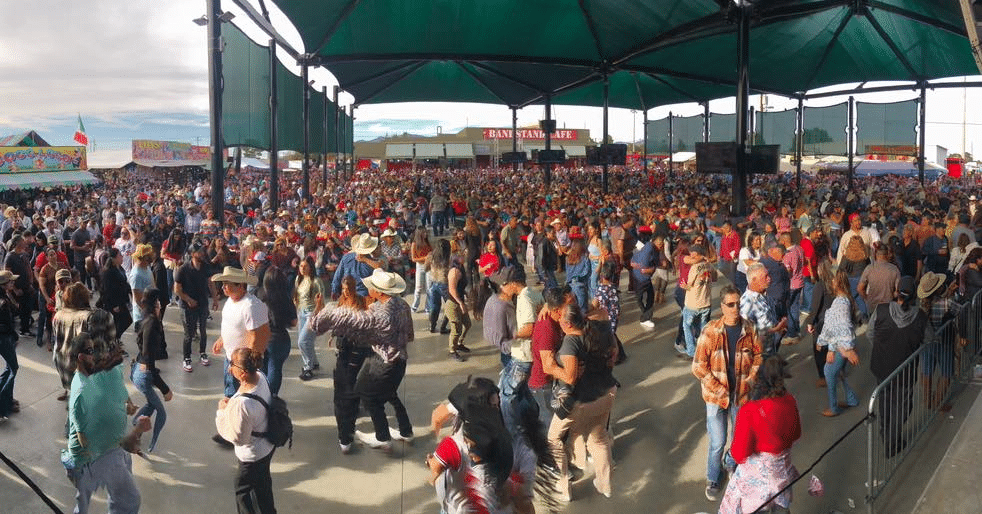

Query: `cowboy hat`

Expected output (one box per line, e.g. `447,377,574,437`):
55,269,73,282
3,207,16,217
0,270,19,286
380,228,397,238
917,272,946,299
352,233,379,255
211,266,258,286
132,244,154,261
361,268,406,296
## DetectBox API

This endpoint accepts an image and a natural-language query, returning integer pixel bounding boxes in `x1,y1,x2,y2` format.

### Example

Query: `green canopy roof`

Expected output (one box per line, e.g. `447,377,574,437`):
260,0,978,108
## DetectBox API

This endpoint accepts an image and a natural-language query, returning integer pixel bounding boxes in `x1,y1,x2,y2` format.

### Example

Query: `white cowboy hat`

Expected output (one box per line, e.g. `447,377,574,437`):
380,228,398,238
352,233,379,255
361,268,406,296
0,270,19,285
211,266,258,286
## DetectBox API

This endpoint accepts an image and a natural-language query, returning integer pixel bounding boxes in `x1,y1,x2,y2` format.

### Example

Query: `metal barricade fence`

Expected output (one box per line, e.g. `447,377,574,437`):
866,289,982,514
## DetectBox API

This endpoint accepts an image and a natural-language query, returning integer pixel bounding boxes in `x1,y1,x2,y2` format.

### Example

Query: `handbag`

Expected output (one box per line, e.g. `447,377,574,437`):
550,380,575,420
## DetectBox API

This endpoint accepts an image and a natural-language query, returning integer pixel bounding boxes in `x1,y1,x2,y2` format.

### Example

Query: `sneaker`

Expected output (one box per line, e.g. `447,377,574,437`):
339,441,353,454
640,320,655,329
200,354,210,366
312,363,320,371
449,351,466,362
673,343,686,354
355,430,392,451
183,359,193,372
389,427,414,444
299,369,315,381
705,481,722,502
457,345,471,353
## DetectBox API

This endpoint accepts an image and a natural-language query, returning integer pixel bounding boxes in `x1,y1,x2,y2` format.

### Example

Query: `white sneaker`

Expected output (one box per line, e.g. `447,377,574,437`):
640,320,655,329
389,427,414,444
355,430,392,451
339,441,353,454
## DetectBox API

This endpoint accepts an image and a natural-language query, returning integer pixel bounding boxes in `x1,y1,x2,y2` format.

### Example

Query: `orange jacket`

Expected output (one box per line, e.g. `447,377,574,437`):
692,317,762,409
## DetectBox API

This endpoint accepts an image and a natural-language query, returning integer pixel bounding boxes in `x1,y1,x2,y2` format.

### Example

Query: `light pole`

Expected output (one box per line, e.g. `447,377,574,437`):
631,110,637,155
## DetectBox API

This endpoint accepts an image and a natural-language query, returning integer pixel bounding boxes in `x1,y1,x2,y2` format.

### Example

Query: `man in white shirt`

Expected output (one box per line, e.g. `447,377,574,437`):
836,212,880,265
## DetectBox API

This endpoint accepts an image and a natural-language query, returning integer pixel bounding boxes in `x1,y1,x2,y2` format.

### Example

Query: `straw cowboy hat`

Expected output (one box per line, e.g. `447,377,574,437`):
352,233,379,255
361,268,406,296
917,272,946,299
211,266,258,286
132,244,154,261
0,270,19,286
380,228,398,238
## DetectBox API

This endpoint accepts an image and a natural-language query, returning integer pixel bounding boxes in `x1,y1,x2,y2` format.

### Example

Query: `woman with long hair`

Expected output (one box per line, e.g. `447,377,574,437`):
333,275,370,453
473,239,501,319
651,235,673,304
98,247,133,340
215,348,277,513
565,239,592,312
542,303,618,500
161,227,188,294
840,234,871,318
258,265,297,396
37,247,64,349
294,257,324,381
586,219,603,299
735,231,762,294
0,271,20,420
719,355,802,514
131,288,172,452
113,226,136,274
409,227,432,313
425,239,452,334
463,216,483,287
806,258,836,387
948,232,973,274
816,269,861,417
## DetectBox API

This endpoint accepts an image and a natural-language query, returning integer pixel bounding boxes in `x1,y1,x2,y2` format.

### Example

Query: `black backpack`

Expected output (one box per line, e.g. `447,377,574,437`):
241,393,293,449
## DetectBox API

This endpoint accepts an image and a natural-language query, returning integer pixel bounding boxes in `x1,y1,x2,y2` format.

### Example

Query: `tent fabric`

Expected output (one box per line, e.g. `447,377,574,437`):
268,0,978,109
222,23,271,150
803,102,849,156
755,109,799,154
855,99,918,156
444,144,475,158
0,131,51,147
0,171,100,191
825,159,946,179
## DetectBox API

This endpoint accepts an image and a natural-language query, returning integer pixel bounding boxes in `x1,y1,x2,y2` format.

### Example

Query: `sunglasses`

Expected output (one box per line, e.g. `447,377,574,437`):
722,301,739,308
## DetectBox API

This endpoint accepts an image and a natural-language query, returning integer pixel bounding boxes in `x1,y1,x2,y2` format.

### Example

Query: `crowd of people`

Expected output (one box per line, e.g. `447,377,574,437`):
0,160,980,513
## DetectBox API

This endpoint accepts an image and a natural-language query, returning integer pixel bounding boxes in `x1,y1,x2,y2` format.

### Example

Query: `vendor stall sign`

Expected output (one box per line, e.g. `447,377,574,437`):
0,146,86,173
483,128,579,141
132,139,210,162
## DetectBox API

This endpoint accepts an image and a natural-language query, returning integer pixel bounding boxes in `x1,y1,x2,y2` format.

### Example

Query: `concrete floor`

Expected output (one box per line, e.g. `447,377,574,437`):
0,278,975,514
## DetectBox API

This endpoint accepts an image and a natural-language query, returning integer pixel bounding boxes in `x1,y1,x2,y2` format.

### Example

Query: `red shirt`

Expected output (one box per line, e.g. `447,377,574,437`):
34,251,70,272
478,252,500,277
800,238,815,278
730,393,802,464
528,317,563,389
720,231,741,263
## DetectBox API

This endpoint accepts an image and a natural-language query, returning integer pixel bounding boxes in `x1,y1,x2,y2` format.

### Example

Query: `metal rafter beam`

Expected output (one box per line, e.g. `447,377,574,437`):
803,80,982,99
257,0,270,21
228,0,299,59
867,0,967,37
341,60,423,89
619,64,799,97
632,72,648,111
311,53,599,68
862,6,920,80
643,72,702,103
311,0,363,55
577,0,606,61
353,61,426,105
454,61,513,106
517,71,602,108
467,61,548,95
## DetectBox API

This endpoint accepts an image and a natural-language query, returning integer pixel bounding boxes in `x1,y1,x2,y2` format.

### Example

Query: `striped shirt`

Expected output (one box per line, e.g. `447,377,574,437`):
310,296,413,362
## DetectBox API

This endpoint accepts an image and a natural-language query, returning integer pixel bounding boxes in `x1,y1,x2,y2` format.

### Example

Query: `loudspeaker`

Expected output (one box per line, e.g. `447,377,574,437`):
501,151,527,164
536,149,566,164
539,120,556,133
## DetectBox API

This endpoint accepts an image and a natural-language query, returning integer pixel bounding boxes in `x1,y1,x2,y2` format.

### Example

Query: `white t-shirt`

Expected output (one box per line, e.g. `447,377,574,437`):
511,286,543,363
216,372,274,462
221,293,269,358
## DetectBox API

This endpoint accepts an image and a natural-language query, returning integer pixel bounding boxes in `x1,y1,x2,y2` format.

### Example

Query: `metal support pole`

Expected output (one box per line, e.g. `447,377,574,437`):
333,86,340,182
348,105,355,178
322,86,329,187
918,84,927,185
733,1,752,217
206,0,225,226
301,62,310,201
268,39,279,213
545,97,553,187
511,107,518,174
602,74,610,194
848,96,855,191
796,97,804,190
642,110,648,178
704,102,710,143
668,111,674,179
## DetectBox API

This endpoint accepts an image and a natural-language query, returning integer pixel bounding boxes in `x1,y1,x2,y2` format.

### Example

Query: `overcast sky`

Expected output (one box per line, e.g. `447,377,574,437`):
2,0,982,166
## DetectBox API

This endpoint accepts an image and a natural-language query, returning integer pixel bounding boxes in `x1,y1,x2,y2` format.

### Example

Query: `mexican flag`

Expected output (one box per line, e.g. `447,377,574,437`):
73,115,88,146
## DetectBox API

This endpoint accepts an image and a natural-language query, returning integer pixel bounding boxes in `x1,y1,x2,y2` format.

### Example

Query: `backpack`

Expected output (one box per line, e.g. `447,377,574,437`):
240,393,294,449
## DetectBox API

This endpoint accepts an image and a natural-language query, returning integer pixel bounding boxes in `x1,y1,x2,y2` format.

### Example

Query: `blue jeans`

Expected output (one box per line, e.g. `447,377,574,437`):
824,350,858,414
427,281,450,317
130,362,166,453
787,287,802,339
223,358,239,398
72,447,140,514
296,307,319,372
569,280,589,312
264,331,292,396
801,276,814,314
734,271,748,295
498,360,536,439
431,211,447,236
530,385,553,428
543,269,558,289
674,286,686,347
848,276,868,318
706,400,738,484
0,334,18,417
682,306,711,357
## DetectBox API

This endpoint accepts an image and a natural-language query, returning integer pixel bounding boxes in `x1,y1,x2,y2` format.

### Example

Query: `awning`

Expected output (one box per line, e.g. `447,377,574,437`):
413,143,444,158
385,144,414,159
132,159,209,168
0,171,101,191
672,151,697,162
444,143,475,159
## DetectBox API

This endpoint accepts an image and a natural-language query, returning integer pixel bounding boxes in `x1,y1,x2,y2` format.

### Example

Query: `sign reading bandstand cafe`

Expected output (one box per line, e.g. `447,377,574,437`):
483,128,579,141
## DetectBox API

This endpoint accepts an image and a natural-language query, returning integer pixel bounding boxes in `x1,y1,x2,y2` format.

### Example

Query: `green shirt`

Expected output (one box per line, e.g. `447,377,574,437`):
63,364,129,467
